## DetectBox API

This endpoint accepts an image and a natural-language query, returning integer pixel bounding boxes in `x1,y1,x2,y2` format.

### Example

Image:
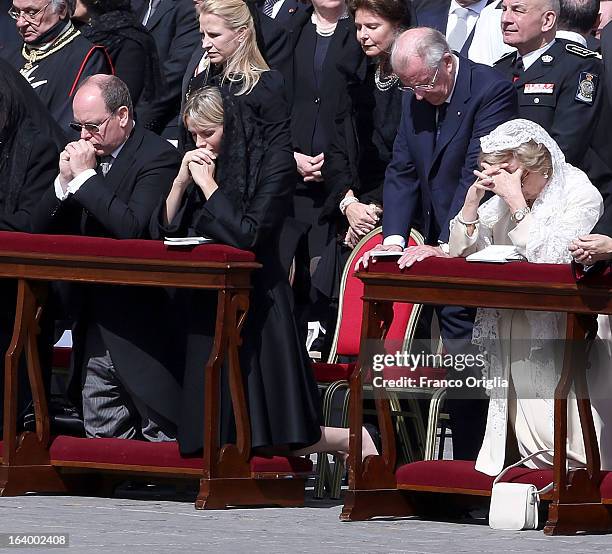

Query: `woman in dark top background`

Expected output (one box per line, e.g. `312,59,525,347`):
288,0,365,348
313,0,413,301
151,86,379,460
179,0,291,154
72,0,162,109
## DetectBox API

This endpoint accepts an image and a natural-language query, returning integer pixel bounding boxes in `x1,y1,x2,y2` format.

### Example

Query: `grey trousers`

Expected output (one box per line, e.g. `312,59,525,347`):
81,328,174,442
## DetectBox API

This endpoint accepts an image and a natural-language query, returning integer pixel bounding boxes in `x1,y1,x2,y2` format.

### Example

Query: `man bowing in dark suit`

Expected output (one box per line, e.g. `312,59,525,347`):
360,27,517,460
33,74,182,441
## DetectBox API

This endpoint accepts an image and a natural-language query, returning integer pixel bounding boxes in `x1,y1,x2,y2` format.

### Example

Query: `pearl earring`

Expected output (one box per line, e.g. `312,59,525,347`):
543,173,549,179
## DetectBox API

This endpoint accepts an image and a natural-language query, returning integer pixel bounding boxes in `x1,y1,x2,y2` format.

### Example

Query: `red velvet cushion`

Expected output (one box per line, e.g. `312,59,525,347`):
367,257,579,286
313,362,354,382
48,436,309,475
336,234,420,357
602,471,612,500
0,437,312,475
49,436,203,469
0,232,255,264
396,460,553,492
52,347,72,369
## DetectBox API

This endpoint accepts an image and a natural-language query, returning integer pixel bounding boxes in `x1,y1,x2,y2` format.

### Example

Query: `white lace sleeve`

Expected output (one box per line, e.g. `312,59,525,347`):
527,166,603,264
448,210,494,257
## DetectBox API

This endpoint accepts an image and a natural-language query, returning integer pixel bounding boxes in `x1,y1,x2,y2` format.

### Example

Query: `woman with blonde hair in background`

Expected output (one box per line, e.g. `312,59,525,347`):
179,0,291,153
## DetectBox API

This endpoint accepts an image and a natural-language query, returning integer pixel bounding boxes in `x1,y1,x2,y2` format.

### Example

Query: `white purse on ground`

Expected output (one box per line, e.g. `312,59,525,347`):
489,450,554,531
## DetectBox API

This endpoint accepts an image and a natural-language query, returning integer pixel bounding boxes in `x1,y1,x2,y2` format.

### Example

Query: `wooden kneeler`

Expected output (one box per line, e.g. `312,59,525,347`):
340,259,612,535
0,232,311,509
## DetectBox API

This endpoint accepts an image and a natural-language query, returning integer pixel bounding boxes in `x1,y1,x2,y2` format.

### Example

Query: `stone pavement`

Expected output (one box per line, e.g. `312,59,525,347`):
0,489,610,553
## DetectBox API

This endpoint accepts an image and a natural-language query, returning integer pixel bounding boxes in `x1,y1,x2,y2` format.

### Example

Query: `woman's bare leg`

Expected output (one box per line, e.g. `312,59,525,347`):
292,426,378,460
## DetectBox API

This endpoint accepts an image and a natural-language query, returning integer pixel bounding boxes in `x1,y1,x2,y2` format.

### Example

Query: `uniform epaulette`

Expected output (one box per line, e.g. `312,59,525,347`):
565,43,603,60
493,50,516,65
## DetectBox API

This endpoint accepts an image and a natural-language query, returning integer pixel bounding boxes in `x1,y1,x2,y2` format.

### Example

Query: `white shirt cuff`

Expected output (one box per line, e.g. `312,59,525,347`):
383,235,406,248
54,176,70,201
55,170,97,201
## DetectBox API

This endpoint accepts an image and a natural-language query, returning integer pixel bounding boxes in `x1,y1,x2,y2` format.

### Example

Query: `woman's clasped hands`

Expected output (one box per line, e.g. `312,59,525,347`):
175,147,217,188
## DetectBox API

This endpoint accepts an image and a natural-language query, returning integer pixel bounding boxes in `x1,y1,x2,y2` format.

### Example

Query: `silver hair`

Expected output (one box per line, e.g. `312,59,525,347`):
50,0,76,16
390,27,450,73
543,0,561,13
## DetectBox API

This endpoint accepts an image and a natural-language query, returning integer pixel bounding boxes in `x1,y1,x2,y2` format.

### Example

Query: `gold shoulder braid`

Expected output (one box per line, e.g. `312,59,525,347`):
21,24,82,71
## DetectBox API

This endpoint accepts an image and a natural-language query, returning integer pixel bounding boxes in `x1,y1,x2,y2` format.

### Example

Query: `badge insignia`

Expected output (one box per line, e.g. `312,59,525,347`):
541,54,553,63
575,72,598,104
524,83,554,94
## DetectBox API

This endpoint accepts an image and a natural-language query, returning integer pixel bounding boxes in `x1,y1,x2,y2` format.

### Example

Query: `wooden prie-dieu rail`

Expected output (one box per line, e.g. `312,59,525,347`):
343,257,612,535
0,231,312,510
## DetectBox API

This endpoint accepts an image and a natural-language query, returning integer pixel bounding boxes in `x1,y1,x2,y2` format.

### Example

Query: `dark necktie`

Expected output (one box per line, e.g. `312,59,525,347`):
512,56,524,83
435,103,448,144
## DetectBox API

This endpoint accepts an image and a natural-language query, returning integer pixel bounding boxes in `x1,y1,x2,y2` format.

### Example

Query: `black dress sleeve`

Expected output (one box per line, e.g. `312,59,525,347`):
244,71,293,153
0,135,58,232
191,150,295,251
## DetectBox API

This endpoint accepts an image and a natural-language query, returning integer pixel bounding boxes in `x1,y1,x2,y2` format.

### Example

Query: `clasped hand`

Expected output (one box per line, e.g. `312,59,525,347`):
569,234,612,264
175,147,216,188
59,140,97,186
468,162,525,212
294,152,324,182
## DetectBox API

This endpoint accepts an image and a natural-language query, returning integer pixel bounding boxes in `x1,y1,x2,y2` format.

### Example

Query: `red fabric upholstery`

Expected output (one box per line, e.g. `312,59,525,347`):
602,471,612,501
52,347,72,369
44,436,310,474
49,436,203,469
396,460,554,492
312,362,354,383
336,234,421,358
0,232,255,263
367,257,580,286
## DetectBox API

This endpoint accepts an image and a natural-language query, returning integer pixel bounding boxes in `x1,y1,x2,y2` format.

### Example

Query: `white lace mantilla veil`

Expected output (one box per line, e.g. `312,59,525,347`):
462,119,603,473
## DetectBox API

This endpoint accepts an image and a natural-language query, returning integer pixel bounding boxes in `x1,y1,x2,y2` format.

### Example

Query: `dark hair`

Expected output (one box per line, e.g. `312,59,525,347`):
79,0,132,13
80,75,134,118
348,0,413,29
558,0,600,34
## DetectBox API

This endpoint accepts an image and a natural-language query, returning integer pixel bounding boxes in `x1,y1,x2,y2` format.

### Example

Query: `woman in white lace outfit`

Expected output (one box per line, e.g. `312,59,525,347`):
448,119,612,476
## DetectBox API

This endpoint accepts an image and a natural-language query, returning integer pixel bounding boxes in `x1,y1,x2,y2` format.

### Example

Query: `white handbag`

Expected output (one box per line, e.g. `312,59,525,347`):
488,450,554,531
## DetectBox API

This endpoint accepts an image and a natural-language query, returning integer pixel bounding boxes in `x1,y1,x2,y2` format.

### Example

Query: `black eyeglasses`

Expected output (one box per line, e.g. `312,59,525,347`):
8,1,50,23
398,64,441,93
69,113,114,134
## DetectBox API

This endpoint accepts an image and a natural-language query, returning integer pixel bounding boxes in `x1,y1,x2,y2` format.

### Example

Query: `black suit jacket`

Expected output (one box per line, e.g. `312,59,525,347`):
133,0,200,138
33,126,183,426
383,57,518,244
288,9,365,158
254,0,305,27
0,3,20,60
496,39,607,184
34,125,181,239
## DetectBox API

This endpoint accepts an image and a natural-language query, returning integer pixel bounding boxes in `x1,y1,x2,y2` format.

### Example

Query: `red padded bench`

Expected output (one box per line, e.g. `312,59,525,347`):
0,232,313,510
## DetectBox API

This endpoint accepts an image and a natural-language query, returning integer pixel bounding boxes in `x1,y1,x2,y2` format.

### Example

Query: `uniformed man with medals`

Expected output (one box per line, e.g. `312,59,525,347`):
6,0,112,133
494,0,602,174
